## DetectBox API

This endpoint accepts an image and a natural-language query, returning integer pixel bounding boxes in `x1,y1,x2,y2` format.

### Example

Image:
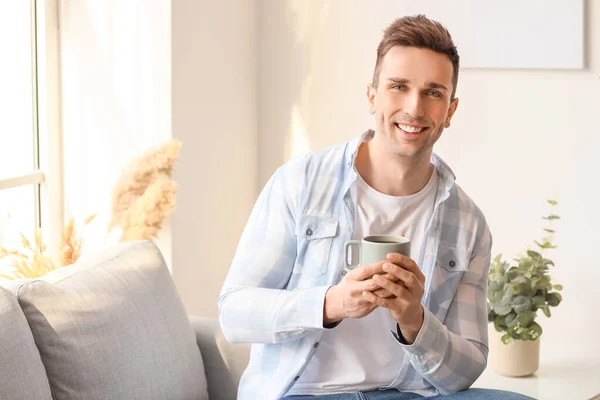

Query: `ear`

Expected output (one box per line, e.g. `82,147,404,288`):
367,83,376,115
445,97,459,128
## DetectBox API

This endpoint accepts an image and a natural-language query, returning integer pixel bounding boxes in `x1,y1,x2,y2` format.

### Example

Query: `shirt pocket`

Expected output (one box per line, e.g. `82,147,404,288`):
436,244,469,273
428,244,470,319
295,214,339,278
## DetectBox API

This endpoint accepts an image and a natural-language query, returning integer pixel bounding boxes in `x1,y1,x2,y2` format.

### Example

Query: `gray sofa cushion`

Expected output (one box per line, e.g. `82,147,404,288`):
0,287,53,400
11,240,208,400
190,316,251,400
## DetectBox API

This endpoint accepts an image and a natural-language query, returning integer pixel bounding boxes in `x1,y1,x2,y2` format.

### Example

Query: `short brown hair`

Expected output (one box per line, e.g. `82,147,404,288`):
372,15,460,99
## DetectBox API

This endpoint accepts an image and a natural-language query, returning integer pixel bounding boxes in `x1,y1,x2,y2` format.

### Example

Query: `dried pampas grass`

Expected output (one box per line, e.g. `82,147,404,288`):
109,140,181,231
109,139,181,243
0,214,96,280
0,230,56,280
59,213,97,267
119,175,178,242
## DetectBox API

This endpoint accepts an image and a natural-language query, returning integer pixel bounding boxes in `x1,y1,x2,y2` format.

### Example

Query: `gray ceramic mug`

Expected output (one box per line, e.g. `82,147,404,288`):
343,235,411,274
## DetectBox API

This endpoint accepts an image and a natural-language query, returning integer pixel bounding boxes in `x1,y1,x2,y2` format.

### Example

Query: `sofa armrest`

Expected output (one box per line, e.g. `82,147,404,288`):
189,316,250,400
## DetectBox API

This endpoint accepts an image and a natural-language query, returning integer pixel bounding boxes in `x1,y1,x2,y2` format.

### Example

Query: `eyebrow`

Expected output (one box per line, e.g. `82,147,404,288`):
386,77,449,92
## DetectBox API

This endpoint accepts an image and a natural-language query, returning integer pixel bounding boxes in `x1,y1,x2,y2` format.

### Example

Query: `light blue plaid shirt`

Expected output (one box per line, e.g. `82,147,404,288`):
218,130,492,399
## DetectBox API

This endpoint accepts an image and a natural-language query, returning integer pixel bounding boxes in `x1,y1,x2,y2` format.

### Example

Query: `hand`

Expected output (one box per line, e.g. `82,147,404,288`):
371,232,406,299
362,253,426,343
324,261,391,324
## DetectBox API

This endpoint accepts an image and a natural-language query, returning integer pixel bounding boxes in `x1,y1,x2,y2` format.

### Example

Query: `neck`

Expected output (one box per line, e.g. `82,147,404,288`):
354,138,434,197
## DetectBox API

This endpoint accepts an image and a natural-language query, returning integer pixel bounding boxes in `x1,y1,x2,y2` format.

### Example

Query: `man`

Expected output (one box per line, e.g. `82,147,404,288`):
219,15,534,400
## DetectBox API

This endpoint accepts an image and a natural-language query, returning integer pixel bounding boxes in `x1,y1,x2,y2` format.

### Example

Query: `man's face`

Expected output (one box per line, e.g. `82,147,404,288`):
367,46,459,160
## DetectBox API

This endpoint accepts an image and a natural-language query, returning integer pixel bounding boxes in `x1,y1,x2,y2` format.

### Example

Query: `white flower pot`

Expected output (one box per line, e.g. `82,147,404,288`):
489,327,540,377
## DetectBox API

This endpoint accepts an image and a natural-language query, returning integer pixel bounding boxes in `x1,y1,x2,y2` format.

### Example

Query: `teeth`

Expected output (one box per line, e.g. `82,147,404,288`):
397,124,425,133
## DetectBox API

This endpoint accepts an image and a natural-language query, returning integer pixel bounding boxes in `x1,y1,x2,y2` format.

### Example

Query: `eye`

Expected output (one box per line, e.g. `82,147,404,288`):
428,90,442,98
392,84,407,91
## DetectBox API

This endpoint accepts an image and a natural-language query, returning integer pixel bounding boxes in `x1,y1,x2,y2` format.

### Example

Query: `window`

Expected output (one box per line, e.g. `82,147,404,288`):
0,0,62,262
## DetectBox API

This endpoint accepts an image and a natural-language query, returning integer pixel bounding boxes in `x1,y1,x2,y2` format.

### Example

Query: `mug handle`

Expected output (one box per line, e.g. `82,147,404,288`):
343,240,361,273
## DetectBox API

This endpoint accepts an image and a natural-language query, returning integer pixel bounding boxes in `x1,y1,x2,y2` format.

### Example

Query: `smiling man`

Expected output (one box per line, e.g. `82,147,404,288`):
219,15,534,400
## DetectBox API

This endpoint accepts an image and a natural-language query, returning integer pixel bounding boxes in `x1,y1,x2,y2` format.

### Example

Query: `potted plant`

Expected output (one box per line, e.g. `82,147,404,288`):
487,199,563,377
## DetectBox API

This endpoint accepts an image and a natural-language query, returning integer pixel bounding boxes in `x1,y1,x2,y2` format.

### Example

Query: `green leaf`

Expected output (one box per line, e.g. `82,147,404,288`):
507,269,520,281
517,311,535,326
501,334,513,344
553,284,563,290
540,305,551,318
542,215,561,220
527,250,542,259
511,283,520,294
488,291,503,303
493,320,502,332
513,282,532,296
535,240,551,249
533,277,552,292
487,308,496,322
493,315,507,332
530,321,543,339
488,281,501,292
520,329,533,341
532,296,546,306
494,294,513,316
493,303,512,316
543,229,555,233
547,200,558,205
505,313,518,328
489,272,506,284
547,292,562,307
513,296,532,313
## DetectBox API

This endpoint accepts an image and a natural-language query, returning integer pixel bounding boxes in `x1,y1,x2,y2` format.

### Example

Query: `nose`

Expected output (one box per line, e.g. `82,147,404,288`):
403,91,425,120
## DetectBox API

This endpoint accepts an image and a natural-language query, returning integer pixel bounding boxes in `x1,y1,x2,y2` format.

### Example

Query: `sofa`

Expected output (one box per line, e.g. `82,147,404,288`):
0,240,250,400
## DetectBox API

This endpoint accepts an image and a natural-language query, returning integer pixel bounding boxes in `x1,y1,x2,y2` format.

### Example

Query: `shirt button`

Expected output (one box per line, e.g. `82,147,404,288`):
449,260,456,268
306,228,313,236
294,376,299,381
314,342,320,348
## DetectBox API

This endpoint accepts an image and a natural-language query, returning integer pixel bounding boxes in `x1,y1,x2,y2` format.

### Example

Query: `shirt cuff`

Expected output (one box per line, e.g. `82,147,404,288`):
297,285,340,330
391,307,441,355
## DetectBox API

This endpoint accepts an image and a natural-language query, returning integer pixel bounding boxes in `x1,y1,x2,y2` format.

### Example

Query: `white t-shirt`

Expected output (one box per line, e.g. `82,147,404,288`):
288,167,439,395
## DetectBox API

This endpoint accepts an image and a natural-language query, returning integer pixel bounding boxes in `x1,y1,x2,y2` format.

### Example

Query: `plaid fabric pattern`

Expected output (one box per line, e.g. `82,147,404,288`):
219,130,492,399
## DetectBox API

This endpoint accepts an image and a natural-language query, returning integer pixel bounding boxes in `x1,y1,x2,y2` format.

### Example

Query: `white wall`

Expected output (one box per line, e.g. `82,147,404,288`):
170,0,258,316
60,0,172,263
259,0,599,365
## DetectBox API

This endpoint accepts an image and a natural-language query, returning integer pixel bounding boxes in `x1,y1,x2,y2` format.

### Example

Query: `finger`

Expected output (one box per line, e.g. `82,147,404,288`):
397,232,405,237
357,275,400,293
361,290,394,308
357,272,392,292
372,273,410,299
372,287,396,298
380,272,405,287
381,263,420,292
349,261,386,281
358,278,381,292
355,267,406,293
385,253,425,283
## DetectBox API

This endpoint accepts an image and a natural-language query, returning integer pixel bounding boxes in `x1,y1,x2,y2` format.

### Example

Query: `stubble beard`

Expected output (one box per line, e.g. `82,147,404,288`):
383,122,444,163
